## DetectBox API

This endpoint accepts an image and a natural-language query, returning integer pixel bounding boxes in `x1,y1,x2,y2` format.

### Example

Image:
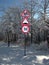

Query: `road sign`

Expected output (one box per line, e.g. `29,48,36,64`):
21,18,30,26
21,9,30,56
23,18,28,24
21,10,30,18
22,25,30,34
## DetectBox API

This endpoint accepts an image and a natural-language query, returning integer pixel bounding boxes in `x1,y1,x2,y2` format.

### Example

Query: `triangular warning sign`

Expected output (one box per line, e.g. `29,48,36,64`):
21,10,30,18
23,19,28,24
24,10,27,13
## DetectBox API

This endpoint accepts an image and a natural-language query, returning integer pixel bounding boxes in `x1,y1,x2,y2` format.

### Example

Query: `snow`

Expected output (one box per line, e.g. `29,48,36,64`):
0,41,49,65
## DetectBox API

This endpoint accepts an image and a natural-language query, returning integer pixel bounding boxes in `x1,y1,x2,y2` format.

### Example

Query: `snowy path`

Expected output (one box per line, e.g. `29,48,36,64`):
0,42,49,65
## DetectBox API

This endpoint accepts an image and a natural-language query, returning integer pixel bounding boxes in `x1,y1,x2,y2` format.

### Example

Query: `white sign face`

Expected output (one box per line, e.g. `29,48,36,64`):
22,26,29,33
23,19,28,24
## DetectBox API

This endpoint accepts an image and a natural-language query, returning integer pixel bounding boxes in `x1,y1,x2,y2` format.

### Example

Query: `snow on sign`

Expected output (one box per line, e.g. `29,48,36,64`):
22,25,29,34
21,10,30,18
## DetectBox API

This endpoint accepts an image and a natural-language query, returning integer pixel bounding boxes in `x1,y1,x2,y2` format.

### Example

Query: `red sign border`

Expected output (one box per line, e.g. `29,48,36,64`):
20,9,30,18
22,25,30,34
21,18,30,26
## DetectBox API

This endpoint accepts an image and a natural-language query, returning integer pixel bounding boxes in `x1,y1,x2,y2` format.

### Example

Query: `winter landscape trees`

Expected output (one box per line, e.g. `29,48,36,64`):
0,0,49,47
0,0,49,65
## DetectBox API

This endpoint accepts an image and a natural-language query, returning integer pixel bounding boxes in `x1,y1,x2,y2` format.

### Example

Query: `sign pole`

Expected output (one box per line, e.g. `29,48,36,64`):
21,9,30,56
24,34,27,56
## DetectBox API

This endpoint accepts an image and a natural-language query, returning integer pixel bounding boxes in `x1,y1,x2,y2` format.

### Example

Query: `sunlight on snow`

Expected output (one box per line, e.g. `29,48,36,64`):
1,64,22,65
36,55,49,64
10,45,19,47
22,56,28,59
2,57,10,62
2,57,15,62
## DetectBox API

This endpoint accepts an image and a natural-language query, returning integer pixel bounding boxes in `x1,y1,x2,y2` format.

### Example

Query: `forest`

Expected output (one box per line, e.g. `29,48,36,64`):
0,0,49,47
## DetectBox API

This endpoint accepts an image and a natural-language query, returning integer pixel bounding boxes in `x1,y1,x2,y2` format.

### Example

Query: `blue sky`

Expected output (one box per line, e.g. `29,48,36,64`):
0,0,39,19
34,13,39,19
0,0,24,7
0,0,24,16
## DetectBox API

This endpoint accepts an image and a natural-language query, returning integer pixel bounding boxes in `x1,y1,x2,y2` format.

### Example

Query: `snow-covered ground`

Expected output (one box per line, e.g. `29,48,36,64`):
0,41,49,65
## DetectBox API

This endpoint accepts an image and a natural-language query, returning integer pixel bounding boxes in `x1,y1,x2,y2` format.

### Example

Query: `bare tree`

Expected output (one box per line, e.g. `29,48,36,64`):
22,0,49,44
1,7,21,44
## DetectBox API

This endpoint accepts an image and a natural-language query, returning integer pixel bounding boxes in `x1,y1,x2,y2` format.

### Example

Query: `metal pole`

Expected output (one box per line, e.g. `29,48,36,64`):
31,0,32,44
7,31,10,47
24,35,26,56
